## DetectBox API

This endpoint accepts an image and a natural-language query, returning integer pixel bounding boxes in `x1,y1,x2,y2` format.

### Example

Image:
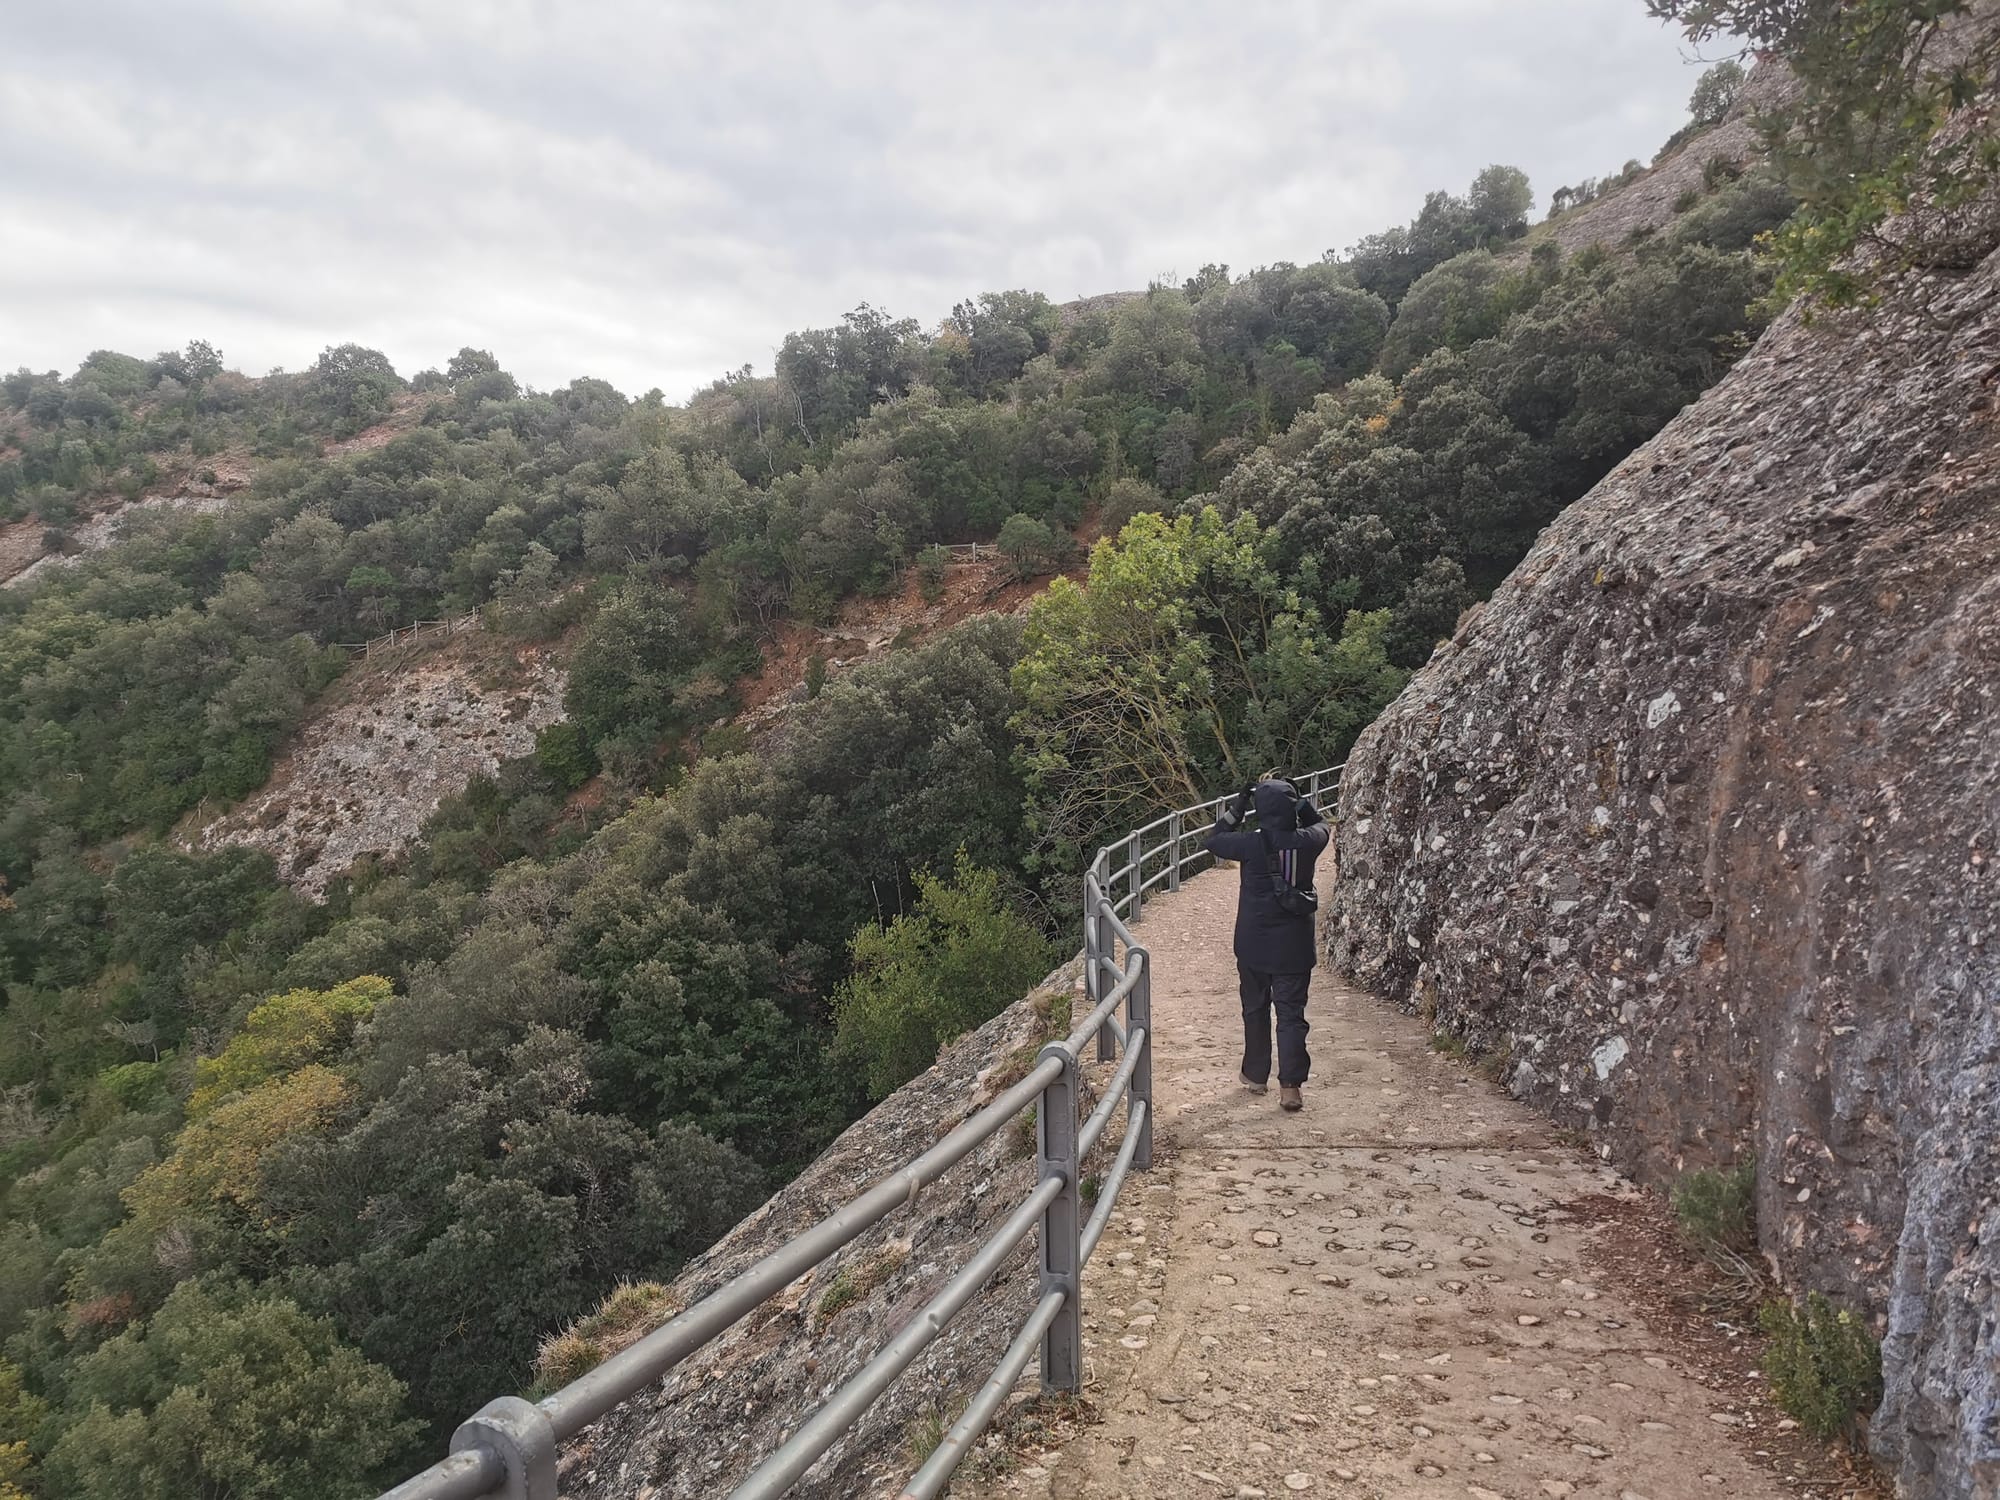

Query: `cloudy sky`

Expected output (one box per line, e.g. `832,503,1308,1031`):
2,0,1710,400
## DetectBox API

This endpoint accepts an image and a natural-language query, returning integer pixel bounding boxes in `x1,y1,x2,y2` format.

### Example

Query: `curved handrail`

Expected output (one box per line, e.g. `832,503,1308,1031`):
376,764,1341,1500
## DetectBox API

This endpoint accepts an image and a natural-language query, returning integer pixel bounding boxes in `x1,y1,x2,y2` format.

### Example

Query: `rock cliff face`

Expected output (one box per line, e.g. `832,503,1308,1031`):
1328,229,2000,1492
196,630,567,895
561,961,1091,1500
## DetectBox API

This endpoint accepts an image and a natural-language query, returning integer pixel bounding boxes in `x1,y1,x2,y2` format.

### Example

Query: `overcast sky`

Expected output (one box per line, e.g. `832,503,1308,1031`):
1,0,1710,400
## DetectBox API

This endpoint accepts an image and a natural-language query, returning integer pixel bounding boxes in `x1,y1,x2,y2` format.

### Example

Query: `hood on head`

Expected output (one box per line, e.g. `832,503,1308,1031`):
1253,779,1298,828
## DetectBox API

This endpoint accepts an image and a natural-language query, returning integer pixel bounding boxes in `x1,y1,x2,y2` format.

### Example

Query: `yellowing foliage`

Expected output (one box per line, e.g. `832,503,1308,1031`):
124,1066,350,1227
188,976,388,1115
0,1358,43,1500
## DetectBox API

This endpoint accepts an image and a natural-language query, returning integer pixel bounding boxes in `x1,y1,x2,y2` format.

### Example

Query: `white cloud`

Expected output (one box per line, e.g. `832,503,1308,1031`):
0,0,1704,398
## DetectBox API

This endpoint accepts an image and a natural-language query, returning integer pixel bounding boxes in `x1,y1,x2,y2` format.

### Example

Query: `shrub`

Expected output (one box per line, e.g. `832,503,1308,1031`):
1671,1161,1756,1255
534,721,600,791
833,852,1054,1099
804,654,827,699
1759,1293,1883,1441
699,724,751,761
996,513,1073,581
915,544,950,602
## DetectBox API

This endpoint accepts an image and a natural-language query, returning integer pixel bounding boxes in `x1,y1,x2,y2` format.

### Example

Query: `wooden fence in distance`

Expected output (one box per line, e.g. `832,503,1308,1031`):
334,611,480,661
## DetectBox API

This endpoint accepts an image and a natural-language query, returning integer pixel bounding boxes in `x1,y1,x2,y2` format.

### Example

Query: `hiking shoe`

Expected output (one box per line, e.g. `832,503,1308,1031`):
1239,1072,1268,1095
1279,1086,1303,1112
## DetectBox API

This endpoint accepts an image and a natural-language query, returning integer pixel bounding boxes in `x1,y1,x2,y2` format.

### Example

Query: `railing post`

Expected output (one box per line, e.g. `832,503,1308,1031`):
1086,872,1116,1061
1127,946,1154,1171
1127,830,1142,920
451,1396,557,1500
1166,811,1182,892
1035,1042,1083,1393
1082,872,1098,1010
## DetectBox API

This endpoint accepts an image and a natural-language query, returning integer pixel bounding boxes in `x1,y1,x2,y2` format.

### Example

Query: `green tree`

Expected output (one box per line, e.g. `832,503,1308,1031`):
563,582,705,758
1467,164,1534,241
1012,508,1390,867
583,448,755,575
188,977,388,1114
1688,59,1746,126
834,852,1053,1098
1385,555,1474,667
534,720,600,790
995,513,1071,580
42,1277,418,1500
0,1358,46,1500
308,344,403,436
1380,251,1518,378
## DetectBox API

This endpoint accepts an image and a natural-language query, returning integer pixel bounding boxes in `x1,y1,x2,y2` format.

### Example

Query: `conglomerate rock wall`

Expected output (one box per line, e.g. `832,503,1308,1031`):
1327,224,2000,1493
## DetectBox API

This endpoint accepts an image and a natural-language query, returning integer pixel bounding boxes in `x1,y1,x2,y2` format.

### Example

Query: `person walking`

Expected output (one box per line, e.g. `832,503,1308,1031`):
1204,776,1331,1112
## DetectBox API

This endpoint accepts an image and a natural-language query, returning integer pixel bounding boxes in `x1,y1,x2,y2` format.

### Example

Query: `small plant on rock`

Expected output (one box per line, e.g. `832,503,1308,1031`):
1671,1161,1756,1255
1759,1292,1883,1443
1672,1160,1765,1308
532,1281,680,1393
1428,1030,1468,1060
905,1406,946,1467
815,1242,909,1330
1010,1103,1038,1162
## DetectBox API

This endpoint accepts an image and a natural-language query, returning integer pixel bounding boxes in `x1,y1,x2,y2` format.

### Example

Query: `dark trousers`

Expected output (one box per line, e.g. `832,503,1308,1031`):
1238,963,1311,1087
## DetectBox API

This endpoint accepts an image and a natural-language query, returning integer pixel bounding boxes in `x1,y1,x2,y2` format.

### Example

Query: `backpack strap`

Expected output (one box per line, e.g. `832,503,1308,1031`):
1258,828,1290,893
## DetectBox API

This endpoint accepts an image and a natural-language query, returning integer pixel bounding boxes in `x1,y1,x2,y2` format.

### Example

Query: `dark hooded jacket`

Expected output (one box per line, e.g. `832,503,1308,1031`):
1203,780,1331,973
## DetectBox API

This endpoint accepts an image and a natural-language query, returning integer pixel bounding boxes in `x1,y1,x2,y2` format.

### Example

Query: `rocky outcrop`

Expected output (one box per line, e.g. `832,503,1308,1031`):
196,630,567,894
2,490,235,589
561,961,1091,1500
1540,62,1795,256
1328,221,2000,1491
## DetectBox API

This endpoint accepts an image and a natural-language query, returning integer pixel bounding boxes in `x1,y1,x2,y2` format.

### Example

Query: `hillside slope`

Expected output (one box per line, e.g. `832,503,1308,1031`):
1327,195,2000,1494
1537,60,1794,255
559,961,1091,1500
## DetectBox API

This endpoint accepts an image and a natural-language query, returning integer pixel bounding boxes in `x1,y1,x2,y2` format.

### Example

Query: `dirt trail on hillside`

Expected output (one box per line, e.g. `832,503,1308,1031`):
955,873,1873,1500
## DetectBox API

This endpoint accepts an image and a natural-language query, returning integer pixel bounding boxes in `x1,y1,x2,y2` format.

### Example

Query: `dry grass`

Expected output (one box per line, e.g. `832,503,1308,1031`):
904,1406,947,1468
532,1280,682,1393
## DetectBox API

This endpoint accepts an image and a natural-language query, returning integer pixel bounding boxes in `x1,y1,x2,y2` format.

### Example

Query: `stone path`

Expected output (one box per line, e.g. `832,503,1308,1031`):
955,871,1803,1500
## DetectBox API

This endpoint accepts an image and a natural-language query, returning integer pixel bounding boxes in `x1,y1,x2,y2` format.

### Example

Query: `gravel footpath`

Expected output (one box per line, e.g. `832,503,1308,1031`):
953,871,1865,1500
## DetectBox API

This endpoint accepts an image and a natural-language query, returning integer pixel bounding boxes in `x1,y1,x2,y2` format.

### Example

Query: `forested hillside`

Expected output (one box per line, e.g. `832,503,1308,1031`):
0,63,1789,1498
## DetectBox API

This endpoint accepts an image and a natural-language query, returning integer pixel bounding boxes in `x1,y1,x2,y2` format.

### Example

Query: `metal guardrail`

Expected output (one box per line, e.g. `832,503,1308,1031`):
377,766,1341,1500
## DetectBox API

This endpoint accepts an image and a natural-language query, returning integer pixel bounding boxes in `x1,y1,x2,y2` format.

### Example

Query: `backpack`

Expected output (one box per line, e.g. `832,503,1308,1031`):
1259,829,1318,918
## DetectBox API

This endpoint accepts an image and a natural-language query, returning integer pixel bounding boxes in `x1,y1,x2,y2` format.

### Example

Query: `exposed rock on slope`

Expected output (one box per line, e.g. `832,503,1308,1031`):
561,962,1092,1500
1328,223,2000,1493
1541,62,1794,255
196,628,566,894
3,491,234,589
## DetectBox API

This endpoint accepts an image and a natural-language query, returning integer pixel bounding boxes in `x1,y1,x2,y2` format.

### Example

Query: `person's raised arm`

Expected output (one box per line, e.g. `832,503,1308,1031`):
1296,797,1331,852
1203,785,1257,859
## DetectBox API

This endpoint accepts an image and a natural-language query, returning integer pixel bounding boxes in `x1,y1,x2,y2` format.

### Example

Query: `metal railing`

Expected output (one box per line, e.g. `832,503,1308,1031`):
377,766,1340,1500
